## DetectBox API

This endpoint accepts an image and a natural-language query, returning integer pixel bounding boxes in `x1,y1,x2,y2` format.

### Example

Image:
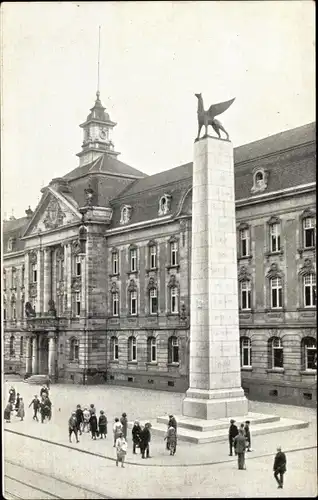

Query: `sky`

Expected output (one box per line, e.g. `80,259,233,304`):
1,1,315,219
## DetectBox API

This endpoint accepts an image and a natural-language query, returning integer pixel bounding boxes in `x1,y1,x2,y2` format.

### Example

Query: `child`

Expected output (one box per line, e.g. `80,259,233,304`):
83,407,90,432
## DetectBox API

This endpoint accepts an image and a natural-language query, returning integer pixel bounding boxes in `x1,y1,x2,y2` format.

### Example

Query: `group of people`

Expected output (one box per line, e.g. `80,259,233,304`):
29,385,52,423
4,386,25,422
68,404,109,443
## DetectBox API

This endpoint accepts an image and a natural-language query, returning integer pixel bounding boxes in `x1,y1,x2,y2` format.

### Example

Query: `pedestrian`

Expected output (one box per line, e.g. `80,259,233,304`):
228,419,239,456
83,406,90,432
75,404,84,436
234,428,247,470
165,425,177,455
89,412,98,440
68,411,79,443
15,393,21,413
244,421,252,452
40,395,52,423
40,385,48,400
273,446,287,489
167,415,177,450
17,397,25,421
89,403,96,416
29,395,40,421
4,403,12,423
8,386,16,404
115,431,127,468
132,420,142,454
140,422,151,459
113,417,123,447
99,410,107,439
120,412,128,439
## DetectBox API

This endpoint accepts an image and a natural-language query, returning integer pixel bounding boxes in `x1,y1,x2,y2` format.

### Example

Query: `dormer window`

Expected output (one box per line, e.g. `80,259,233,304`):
120,205,132,225
7,238,16,252
251,168,268,194
158,194,172,216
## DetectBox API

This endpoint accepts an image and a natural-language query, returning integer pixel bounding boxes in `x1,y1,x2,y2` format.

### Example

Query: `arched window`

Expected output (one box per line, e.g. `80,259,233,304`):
240,281,251,310
70,338,79,362
303,274,316,308
20,337,24,356
147,336,157,363
110,336,119,361
9,335,15,357
268,337,283,369
168,336,179,364
240,337,252,367
128,336,137,362
251,169,268,193
301,337,317,371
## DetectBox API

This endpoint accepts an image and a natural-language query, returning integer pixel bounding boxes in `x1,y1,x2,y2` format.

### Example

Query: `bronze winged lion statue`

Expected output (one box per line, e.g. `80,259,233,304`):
195,93,235,141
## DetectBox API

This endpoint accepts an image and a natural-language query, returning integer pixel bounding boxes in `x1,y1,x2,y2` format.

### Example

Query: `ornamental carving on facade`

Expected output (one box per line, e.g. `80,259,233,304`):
266,262,283,279
251,168,269,194
147,277,157,291
29,283,37,298
25,302,36,318
168,274,178,288
237,221,249,231
110,282,119,294
71,277,81,292
72,240,81,255
10,293,16,303
238,265,252,282
180,301,187,320
120,205,132,225
299,258,315,276
56,245,64,261
57,281,65,295
158,194,172,216
128,279,137,292
267,215,281,226
301,207,316,220
43,198,65,230
29,251,37,264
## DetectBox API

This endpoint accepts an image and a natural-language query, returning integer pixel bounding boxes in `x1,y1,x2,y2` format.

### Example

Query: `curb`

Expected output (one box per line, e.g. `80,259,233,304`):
5,428,317,468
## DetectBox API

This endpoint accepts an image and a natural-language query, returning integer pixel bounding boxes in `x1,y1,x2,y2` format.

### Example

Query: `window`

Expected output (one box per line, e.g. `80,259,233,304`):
240,337,252,367
149,245,157,269
251,169,268,193
120,205,132,225
70,338,79,361
21,266,25,287
11,268,17,289
130,248,137,272
255,172,263,185
112,252,119,275
76,256,81,277
148,337,157,362
303,217,316,248
302,337,317,370
270,277,283,309
32,264,37,283
130,291,137,315
128,336,137,361
20,337,24,356
170,242,178,266
3,307,6,320
9,335,15,357
75,292,81,316
168,336,179,364
158,194,171,216
58,259,64,281
270,337,283,369
270,223,281,252
3,270,6,290
149,289,158,314
240,229,249,257
304,274,316,308
240,281,251,310
110,336,119,361
112,292,119,316
171,286,179,313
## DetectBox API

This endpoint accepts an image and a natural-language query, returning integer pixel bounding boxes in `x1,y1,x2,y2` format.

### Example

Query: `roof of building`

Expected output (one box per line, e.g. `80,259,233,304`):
64,153,146,181
3,216,29,253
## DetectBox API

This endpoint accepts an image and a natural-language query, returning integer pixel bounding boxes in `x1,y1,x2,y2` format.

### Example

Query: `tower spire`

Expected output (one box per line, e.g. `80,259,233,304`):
97,25,101,100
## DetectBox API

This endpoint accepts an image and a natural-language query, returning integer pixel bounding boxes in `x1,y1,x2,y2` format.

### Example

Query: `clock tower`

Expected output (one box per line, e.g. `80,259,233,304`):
76,91,120,167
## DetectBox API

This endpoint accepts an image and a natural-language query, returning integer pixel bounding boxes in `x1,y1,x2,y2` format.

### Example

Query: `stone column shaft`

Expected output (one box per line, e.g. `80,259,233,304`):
36,249,43,313
24,253,30,302
48,335,56,377
25,336,32,373
43,248,52,313
65,244,72,315
31,336,38,374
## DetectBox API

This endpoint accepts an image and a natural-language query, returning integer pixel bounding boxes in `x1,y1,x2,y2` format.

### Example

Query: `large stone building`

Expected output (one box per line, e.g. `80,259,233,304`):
3,92,316,406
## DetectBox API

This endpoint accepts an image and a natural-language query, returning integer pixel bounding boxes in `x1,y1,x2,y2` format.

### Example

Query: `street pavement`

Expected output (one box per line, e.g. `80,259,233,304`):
3,379,317,498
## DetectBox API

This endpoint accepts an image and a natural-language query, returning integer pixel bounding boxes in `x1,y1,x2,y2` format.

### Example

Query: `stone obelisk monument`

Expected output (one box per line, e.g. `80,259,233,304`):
182,94,248,419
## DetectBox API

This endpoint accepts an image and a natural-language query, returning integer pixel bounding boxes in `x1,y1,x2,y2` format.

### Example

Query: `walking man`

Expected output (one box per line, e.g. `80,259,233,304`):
68,411,79,443
75,404,84,436
29,395,40,421
98,410,107,439
244,420,252,452
234,428,246,470
140,422,151,459
120,413,128,439
228,419,238,456
273,446,287,489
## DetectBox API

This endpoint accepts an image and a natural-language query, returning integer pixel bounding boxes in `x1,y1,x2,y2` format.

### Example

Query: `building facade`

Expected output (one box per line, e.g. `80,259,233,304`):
2,93,316,406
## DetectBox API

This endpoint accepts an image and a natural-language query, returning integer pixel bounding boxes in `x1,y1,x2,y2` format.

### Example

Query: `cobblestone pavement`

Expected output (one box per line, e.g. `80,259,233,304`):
4,380,317,498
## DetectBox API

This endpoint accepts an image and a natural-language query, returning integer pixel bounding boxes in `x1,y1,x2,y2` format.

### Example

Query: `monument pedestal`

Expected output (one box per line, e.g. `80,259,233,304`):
183,388,248,420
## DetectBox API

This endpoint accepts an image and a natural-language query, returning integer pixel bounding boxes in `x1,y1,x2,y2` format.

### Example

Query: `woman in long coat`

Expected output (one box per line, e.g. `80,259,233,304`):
120,413,128,439
89,412,98,440
8,387,16,405
4,403,12,422
17,398,25,421
165,425,177,455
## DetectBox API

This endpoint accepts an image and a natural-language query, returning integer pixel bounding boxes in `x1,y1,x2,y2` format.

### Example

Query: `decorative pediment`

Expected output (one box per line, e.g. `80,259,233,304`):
237,222,249,231
168,235,179,244
147,239,157,248
267,215,281,226
238,265,252,282
147,277,157,291
301,207,316,220
168,274,178,288
23,189,81,237
110,282,119,294
266,262,283,279
128,279,137,292
299,258,315,276
111,247,119,254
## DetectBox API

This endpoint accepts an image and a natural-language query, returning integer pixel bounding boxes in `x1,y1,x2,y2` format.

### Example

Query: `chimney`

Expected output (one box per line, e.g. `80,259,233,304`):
25,206,33,218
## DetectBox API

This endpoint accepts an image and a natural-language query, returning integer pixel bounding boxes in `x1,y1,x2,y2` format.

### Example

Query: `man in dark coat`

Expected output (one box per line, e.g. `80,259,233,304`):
244,421,252,451
234,429,246,470
132,420,142,454
120,413,128,439
40,395,52,423
68,411,79,443
98,410,107,439
75,404,84,435
228,419,239,456
29,395,40,421
8,386,16,404
15,393,21,413
40,385,49,399
140,423,151,459
273,446,287,488
89,412,98,440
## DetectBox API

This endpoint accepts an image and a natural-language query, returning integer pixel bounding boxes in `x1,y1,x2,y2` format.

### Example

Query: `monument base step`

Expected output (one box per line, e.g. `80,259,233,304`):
147,413,309,444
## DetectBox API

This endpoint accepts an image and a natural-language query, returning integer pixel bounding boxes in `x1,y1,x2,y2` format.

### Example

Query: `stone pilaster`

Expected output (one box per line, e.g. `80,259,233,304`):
24,253,30,302
81,254,87,316
43,247,52,313
182,137,248,419
48,334,56,378
36,249,43,313
31,336,38,374
65,243,72,315
25,336,32,373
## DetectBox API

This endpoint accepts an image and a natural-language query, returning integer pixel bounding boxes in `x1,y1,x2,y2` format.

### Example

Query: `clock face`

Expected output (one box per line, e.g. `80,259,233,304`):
100,128,107,140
